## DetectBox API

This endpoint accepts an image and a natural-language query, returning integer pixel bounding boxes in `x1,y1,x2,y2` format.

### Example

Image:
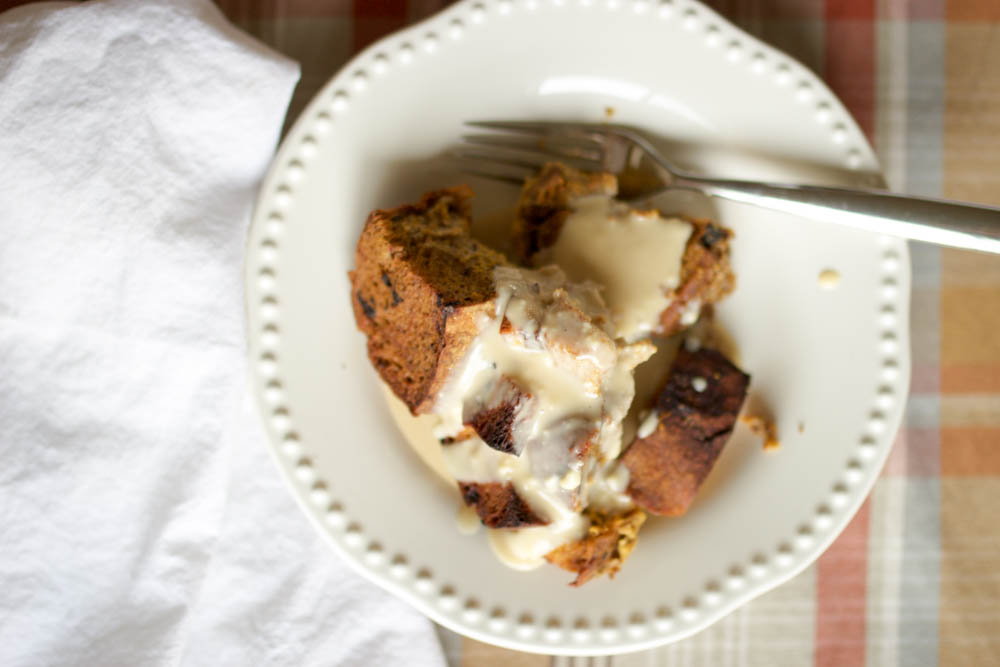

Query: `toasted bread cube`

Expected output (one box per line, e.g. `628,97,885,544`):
622,348,749,516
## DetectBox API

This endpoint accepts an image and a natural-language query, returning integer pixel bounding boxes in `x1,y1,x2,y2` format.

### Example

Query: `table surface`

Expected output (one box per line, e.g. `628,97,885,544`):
13,0,998,664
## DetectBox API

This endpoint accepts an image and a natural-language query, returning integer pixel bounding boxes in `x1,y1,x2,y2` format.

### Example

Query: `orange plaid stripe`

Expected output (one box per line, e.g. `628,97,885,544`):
946,0,1000,21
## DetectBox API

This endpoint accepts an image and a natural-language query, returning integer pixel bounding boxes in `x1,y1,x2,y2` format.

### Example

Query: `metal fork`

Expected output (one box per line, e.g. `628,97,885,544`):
452,121,1000,255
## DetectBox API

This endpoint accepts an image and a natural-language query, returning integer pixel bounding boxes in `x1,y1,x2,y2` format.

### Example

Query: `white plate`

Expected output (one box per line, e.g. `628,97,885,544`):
245,0,910,655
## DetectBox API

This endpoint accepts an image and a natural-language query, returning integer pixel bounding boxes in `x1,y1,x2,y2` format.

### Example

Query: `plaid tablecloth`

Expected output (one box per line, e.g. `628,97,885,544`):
8,0,994,664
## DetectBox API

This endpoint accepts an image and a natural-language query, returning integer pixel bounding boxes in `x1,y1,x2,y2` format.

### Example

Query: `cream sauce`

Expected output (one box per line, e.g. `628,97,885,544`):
536,195,692,342
679,298,702,327
384,400,589,569
382,386,453,484
456,505,482,535
431,268,608,447
389,265,657,570
586,460,634,514
818,268,841,289
440,437,588,570
621,334,681,447
487,511,584,570
636,411,659,439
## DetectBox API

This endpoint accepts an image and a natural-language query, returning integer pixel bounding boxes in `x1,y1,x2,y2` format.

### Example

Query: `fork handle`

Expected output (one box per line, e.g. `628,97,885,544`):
673,176,1000,254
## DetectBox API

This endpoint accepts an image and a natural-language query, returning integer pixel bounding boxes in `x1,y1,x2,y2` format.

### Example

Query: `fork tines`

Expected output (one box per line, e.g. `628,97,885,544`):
449,121,606,185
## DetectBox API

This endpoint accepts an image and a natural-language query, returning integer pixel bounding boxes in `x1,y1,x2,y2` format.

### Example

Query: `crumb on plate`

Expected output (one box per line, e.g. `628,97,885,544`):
742,413,780,450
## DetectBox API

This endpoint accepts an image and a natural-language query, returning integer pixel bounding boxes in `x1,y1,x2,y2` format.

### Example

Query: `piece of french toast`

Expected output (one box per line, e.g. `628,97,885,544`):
545,508,646,587
622,347,750,516
513,162,735,335
349,186,507,415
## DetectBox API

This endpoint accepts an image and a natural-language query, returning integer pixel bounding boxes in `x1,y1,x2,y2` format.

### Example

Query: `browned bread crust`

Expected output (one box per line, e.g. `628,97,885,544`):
348,187,508,414
462,375,532,455
658,221,734,335
622,348,749,516
512,163,734,335
458,481,548,528
512,163,617,262
545,508,646,586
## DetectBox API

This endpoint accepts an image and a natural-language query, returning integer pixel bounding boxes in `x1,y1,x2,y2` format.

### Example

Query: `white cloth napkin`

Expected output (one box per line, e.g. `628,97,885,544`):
0,1,447,665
